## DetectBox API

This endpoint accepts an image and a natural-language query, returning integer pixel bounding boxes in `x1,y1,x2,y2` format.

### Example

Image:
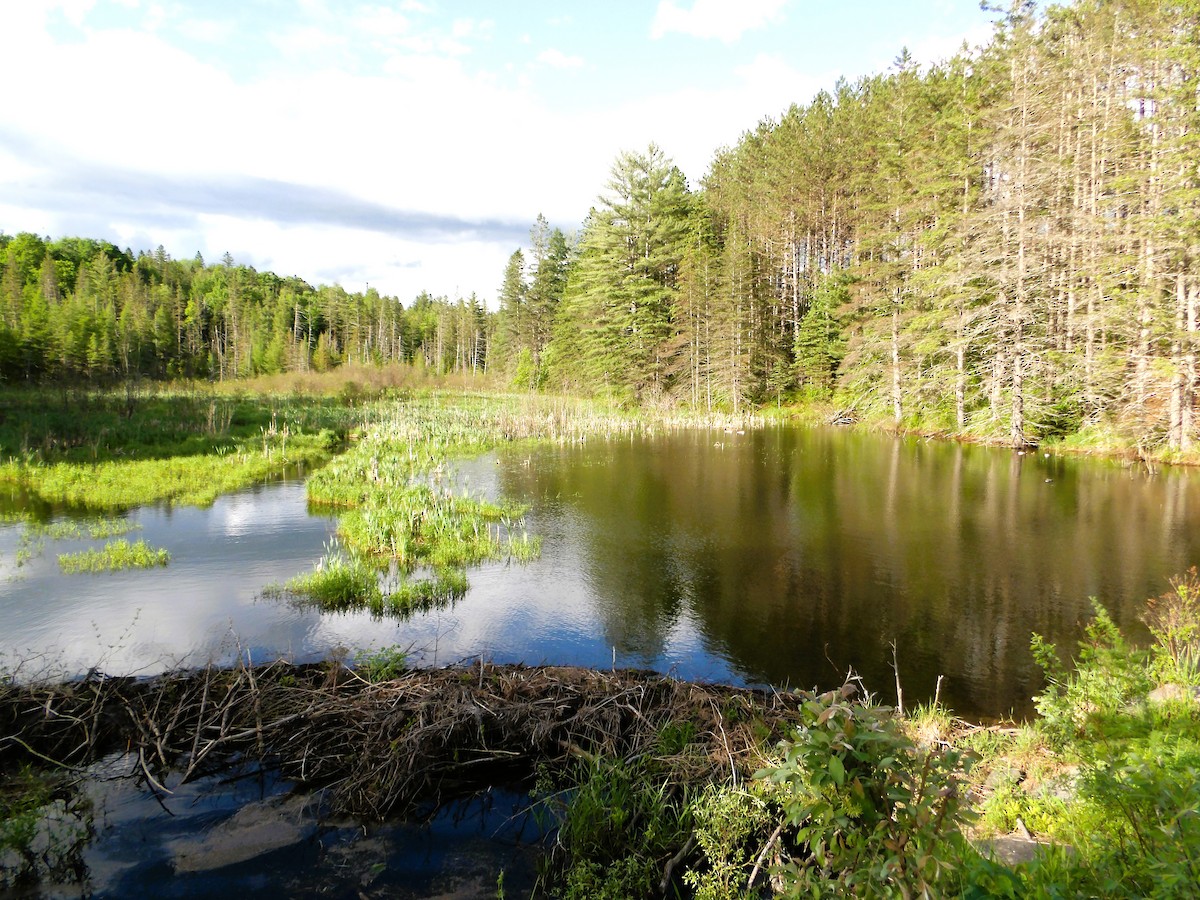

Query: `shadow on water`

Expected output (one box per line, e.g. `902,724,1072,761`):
22,755,546,899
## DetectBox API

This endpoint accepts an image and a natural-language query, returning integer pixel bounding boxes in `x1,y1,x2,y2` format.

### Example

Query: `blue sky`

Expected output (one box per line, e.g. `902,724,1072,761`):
0,0,998,304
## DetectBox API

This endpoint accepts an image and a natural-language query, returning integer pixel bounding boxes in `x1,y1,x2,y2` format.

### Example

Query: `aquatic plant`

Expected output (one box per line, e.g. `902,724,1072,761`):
296,391,745,616
25,517,139,541
277,547,382,609
57,539,170,573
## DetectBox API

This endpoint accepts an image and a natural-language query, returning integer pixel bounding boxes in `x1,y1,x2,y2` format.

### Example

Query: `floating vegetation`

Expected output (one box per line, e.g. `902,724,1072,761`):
57,539,170,574
274,547,382,609
292,392,747,616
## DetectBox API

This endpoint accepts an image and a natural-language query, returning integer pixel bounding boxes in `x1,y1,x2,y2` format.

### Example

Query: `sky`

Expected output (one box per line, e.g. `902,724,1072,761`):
0,0,999,305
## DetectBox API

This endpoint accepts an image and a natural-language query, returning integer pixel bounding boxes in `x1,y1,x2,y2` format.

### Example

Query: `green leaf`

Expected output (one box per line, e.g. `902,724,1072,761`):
829,754,846,786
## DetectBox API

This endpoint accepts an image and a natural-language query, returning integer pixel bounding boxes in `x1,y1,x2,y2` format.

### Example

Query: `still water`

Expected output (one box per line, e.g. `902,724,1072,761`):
3,426,1199,720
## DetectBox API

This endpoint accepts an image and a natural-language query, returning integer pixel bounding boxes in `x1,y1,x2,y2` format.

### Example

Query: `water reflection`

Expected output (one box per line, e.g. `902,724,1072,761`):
2,429,1198,721
490,429,1200,719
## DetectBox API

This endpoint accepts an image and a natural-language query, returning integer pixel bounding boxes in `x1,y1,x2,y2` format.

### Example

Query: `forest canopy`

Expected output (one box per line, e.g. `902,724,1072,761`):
4,0,1199,453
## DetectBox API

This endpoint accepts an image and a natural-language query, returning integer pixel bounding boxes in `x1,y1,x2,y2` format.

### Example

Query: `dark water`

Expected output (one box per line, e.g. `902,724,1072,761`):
26,755,544,898
3,427,1199,720
489,427,1200,720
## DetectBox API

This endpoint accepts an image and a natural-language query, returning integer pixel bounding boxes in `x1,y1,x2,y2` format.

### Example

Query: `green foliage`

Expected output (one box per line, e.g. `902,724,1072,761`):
354,645,409,682
682,785,774,900
280,546,382,609
545,145,691,401
1143,568,1200,686
539,754,693,900
793,276,849,398
756,685,977,897
57,538,169,573
0,388,355,509
971,578,1200,897
1031,600,1153,747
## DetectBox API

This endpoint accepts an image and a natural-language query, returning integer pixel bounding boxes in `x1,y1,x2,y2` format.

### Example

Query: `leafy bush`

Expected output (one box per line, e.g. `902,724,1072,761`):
756,684,977,898
1144,568,1200,687
1030,600,1152,747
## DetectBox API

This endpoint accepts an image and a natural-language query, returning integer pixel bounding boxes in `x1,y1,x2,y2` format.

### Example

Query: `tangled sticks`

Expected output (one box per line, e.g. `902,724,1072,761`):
1,660,810,819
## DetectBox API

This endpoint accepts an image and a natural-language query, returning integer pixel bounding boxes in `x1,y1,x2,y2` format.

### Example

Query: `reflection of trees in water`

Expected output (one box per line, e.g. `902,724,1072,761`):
497,429,1200,720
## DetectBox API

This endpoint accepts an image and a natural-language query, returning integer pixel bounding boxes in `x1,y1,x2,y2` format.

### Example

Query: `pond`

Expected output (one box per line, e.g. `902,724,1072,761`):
3,425,1199,721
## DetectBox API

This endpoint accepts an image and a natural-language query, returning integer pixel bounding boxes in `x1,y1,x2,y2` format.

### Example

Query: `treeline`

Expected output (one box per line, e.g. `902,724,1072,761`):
0,234,491,382
489,0,1200,450
6,0,1199,453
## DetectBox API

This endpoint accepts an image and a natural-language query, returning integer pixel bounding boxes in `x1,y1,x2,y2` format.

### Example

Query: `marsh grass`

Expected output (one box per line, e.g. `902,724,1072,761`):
291,391,754,616
275,547,382,609
0,384,362,510
25,517,140,541
275,544,470,618
57,539,170,573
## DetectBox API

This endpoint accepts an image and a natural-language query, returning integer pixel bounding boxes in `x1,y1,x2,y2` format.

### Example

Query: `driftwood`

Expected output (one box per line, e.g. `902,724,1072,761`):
0,660,809,819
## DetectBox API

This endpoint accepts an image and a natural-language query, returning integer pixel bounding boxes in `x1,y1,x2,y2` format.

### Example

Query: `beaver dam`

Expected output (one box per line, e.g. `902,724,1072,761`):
1,659,822,896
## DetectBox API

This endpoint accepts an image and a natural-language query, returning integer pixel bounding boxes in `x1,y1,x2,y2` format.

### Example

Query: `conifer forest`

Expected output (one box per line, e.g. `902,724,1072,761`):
4,0,1200,453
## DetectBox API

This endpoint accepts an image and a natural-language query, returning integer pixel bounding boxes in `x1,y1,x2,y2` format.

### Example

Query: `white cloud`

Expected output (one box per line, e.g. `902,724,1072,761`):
536,48,583,70
55,0,97,27
269,24,350,58
650,0,787,42
354,6,412,38
2,0,967,306
570,53,828,187
180,17,234,44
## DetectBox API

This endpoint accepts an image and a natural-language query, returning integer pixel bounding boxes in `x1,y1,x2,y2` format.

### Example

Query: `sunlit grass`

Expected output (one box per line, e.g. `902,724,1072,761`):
0,385,360,510
276,547,382,609
26,517,140,540
57,539,170,573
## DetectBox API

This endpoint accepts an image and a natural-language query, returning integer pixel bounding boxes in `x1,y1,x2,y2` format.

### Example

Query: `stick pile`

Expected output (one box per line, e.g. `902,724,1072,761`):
1,660,810,818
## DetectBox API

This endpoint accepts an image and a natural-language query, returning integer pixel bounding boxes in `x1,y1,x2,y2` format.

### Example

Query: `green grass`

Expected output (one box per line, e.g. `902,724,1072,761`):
57,539,170,573
26,517,140,540
0,385,360,510
274,545,470,618
275,547,382,609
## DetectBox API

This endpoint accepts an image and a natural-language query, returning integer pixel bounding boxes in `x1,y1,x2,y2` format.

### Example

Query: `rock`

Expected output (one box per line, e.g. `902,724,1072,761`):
978,829,1073,867
980,833,1046,866
171,793,317,873
1148,683,1200,705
